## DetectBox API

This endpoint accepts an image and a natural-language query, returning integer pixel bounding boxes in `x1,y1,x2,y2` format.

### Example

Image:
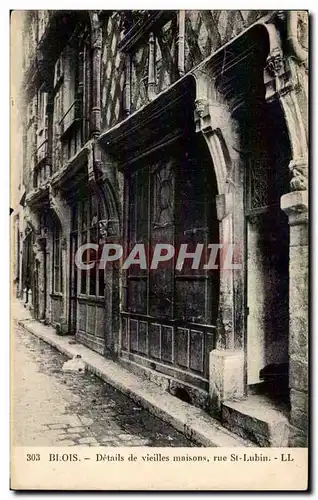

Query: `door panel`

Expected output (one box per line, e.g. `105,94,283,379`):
69,232,78,333
71,190,108,354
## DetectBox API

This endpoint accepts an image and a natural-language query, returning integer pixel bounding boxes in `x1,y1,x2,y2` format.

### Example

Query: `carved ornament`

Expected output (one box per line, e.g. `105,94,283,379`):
289,158,308,191
266,47,284,77
287,11,308,64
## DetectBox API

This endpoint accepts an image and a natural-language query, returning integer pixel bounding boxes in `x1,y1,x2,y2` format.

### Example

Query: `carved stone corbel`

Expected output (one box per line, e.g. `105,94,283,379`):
195,104,227,194
88,140,117,186
263,23,285,101
281,190,308,226
87,140,97,184
263,20,308,192
266,46,284,78
23,206,40,239
49,186,71,235
289,158,308,192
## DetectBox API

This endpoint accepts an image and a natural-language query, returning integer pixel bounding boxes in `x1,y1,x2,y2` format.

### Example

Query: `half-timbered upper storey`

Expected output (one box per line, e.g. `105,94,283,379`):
20,10,269,197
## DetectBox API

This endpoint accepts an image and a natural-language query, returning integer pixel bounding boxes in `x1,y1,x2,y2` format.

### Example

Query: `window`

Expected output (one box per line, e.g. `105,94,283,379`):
53,32,90,168
38,87,48,127
76,193,105,298
54,55,63,88
54,42,84,137
52,220,63,294
36,86,48,161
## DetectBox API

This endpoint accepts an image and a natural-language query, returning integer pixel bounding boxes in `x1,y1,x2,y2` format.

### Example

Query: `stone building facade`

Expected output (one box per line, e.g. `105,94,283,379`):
13,10,308,446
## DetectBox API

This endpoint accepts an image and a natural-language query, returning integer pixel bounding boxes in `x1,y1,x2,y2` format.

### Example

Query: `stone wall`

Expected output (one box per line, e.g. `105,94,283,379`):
289,203,308,446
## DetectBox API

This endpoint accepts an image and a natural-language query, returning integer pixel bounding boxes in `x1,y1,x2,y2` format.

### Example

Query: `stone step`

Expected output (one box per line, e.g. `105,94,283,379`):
222,395,290,447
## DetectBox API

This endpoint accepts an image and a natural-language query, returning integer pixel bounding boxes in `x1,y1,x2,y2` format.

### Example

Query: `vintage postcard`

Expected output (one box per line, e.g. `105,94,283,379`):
10,9,309,491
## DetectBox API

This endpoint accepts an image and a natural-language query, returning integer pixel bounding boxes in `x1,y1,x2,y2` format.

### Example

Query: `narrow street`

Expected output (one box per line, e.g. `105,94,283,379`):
12,325,194,447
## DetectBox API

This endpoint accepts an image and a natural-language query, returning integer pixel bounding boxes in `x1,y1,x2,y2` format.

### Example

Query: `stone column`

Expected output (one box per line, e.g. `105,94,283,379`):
209,192,244,414
99,218,121,359
281,190,308,446
192,72,245,414
215,192,235,350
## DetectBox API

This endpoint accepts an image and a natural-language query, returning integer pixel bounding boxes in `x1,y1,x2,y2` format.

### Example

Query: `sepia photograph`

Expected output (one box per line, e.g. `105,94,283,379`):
10,8,309,490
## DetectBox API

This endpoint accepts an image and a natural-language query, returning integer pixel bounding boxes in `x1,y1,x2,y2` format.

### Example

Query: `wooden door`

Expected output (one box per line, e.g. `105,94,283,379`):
122,134,219,390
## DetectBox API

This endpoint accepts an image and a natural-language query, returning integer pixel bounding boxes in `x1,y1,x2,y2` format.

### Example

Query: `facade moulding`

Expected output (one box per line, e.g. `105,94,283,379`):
25,184,50,209
50,142,91,191
191,66,238,356
48,185,71,333
118,11,171,52
89,142,122,239
89,11,102,138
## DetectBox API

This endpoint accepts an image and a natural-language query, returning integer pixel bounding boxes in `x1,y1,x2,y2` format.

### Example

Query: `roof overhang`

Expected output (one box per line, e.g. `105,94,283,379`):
99,74,196,168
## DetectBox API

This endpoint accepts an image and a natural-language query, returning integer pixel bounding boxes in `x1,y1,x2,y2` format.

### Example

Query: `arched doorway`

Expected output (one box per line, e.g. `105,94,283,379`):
244,98,291,401
22,229,34,308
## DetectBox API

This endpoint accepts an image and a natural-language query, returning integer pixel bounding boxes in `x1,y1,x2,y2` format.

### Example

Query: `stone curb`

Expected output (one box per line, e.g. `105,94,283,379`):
15,316,255,448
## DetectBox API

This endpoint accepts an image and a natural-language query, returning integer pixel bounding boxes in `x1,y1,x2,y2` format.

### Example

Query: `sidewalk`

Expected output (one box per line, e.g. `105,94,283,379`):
12,300,255,447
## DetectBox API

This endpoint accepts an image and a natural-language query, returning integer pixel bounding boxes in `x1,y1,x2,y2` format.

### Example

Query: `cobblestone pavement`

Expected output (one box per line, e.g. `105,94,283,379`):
12,325,195,447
